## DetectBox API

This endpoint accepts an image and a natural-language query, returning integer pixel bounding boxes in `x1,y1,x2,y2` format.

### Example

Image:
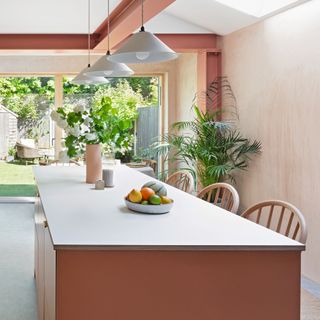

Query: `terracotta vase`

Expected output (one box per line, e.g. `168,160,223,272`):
85,144,102,184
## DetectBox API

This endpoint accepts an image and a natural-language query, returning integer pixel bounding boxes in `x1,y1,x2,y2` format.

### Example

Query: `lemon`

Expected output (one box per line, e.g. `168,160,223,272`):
160,196,172,204
128,189,142,203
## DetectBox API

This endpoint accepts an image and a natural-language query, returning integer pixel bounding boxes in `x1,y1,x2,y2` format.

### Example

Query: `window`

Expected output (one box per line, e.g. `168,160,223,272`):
215,0,300,17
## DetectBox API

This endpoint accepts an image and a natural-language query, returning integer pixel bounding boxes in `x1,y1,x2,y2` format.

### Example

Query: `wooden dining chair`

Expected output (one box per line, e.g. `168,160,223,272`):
197,183,240,214
241,200,307,243
165,170,194,194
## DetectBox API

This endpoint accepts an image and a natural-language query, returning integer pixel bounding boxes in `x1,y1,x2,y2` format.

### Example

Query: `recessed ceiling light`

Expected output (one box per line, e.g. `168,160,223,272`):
215,0,301,17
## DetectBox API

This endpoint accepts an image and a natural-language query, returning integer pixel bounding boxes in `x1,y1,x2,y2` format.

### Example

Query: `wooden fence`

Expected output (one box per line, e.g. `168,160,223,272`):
135,106,159,156
0,106,18,158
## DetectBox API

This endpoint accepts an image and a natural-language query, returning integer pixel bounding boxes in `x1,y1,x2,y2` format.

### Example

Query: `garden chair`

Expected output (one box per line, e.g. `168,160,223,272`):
16,142,40,164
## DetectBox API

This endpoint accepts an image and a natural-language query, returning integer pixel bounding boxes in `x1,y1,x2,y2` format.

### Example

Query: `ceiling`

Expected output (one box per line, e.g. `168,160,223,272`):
146,0,310,35
0,0,122,34
0,0,310,35
146,0,256,35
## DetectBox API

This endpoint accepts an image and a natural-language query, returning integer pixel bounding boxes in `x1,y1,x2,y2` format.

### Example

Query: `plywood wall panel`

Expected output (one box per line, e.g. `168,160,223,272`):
221,0,320,282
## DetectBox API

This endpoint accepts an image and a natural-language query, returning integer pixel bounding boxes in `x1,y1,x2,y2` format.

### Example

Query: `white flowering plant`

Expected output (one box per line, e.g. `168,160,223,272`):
51,96,138,159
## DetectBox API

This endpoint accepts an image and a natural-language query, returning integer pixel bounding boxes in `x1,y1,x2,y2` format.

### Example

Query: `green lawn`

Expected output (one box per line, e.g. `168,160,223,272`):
0,161,36,196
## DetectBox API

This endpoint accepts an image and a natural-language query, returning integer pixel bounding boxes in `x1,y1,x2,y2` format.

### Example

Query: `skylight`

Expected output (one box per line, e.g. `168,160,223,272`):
215,0,301,17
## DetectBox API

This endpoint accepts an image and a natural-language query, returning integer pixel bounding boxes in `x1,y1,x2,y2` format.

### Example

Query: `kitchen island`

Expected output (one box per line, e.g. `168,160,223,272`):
33,165,305,320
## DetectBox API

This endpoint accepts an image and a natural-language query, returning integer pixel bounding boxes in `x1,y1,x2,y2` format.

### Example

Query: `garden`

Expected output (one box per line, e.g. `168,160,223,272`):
0,161,36,196
0,76,159,196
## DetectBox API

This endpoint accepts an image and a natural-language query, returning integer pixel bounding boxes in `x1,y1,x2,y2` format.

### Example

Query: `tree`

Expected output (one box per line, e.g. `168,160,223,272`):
0,77,54,142
0,77,54,98
0,77,54,120
63,76,159,105
108,77,158,105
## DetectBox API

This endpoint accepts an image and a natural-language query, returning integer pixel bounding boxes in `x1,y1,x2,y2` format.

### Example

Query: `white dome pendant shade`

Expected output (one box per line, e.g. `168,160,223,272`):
85,51,134,77
109,0,178,64
108,27,178,64
71,0,108,85
86,0,134,77
72,64,109,85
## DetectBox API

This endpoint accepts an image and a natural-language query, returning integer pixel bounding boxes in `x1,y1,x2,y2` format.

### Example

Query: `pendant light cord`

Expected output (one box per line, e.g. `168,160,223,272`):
87,0,91,67
107,0,110,55
140,0,145,32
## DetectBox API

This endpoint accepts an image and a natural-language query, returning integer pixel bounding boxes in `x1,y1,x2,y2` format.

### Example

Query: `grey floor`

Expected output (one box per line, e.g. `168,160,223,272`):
0,203,37,320
302,276,320,300
0,202,319,320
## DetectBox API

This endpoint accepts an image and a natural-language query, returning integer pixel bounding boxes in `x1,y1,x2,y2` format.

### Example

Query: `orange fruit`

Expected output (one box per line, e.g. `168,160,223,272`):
140,187,155,201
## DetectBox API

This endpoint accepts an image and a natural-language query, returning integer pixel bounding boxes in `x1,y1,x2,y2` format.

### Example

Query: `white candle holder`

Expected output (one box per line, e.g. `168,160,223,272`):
102,169,114,188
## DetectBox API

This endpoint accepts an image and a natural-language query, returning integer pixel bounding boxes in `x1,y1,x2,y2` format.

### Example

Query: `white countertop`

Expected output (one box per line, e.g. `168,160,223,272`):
33,166,305,251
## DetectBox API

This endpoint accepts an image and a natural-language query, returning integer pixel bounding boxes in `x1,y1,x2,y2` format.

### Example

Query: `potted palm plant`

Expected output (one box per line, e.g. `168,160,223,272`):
153,77,261,189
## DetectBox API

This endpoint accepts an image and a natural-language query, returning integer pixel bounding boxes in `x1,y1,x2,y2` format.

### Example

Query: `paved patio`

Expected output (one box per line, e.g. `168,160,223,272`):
0,203,37,320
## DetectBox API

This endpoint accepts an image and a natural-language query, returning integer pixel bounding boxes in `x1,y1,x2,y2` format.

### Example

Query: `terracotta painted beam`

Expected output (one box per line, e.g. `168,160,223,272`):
0,34,98,50
94,0,136,41
93,0,176,51
0,34,219,53
0,0,175,50
197,51,222,113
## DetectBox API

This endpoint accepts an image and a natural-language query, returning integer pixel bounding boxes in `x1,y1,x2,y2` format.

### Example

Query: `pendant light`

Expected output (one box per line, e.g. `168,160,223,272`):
85,0,134,77
72,0,108,85
108,0,178,64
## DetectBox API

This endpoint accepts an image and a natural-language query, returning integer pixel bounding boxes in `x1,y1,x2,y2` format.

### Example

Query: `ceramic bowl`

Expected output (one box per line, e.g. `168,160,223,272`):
124,198,173,214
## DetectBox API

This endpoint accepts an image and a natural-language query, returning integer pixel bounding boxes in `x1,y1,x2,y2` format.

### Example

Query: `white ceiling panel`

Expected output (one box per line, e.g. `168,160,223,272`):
0,0,121,34
144,12,212,34
165,0,258,35
164,0,310,35
0,0,311,35
215,0,306,18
